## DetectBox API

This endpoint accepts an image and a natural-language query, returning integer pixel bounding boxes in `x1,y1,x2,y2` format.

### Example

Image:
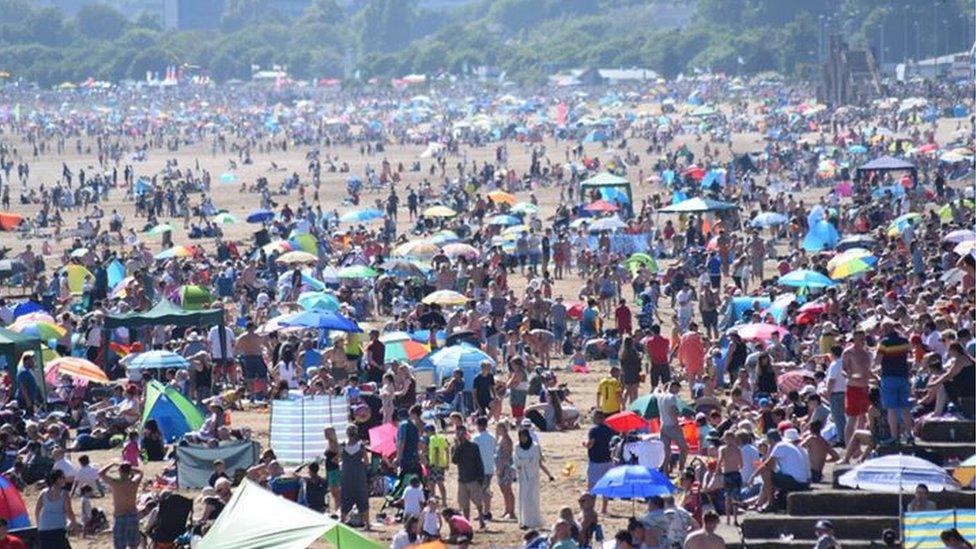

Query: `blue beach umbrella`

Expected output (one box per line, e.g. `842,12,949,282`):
777,269,838,289
278,311,362,332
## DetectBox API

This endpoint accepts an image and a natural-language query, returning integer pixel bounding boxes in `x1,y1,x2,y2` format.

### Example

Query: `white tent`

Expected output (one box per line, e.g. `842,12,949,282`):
198,479,381,549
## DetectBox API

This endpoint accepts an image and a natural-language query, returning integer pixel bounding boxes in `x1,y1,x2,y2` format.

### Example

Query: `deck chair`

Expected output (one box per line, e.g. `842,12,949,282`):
147,492,193,548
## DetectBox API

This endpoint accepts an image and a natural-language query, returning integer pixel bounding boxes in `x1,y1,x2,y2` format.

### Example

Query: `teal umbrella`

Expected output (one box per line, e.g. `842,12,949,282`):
628,394,694,419
297,291,340,312
337,265,379,279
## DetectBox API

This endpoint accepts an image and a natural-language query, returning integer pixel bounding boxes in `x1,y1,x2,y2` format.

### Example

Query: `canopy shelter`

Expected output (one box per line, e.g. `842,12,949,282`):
0,326,45,396
579,172,633,214
102,299,227,375
855,155,917,182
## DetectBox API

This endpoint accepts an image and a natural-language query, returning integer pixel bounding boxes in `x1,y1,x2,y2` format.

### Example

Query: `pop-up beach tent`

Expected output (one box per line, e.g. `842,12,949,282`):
0,326,45,397
579,172,633,208
198,478,382,549
143,380,205,443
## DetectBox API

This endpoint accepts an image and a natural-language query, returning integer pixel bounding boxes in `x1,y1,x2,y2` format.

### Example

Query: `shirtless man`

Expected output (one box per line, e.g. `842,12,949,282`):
800,420,839,483
684,510,726,549
716,431,743,525
235,320,268,396
841,329,873,449
99,462,143,549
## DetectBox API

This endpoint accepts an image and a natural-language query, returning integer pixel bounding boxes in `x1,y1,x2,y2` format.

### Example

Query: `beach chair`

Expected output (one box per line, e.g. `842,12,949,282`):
147,492,193,548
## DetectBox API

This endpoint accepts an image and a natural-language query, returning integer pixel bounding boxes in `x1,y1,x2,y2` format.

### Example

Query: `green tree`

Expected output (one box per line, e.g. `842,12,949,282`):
76,3,127,41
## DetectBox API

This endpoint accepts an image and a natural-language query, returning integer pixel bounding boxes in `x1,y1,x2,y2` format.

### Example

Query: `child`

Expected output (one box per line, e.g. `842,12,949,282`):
379,373,396,424
420,497,441,540
121,431,140,467
72,455,104,497
717,431,743,526
399,476,425,520
442,508,473,548
79,485,107,536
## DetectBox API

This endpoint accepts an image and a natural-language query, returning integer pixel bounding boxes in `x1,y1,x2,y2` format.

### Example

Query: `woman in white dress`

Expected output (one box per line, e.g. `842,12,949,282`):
514,427,554,529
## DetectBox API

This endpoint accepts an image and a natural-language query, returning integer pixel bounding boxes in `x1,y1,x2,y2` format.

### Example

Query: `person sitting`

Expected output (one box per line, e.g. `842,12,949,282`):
906,483,937,512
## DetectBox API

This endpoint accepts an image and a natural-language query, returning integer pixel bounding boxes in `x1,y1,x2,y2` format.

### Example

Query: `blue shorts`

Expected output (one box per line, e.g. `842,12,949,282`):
880,376,910,410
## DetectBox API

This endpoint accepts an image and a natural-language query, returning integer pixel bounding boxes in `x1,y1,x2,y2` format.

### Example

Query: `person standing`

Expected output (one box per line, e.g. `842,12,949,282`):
585,411,614,514
643,324,671,390
824,344,846,445
396,406,421,478
842,329,872,448
15,352,42,417
514,427,553,529
472,417,496,521
35,470,78,549
618,335,642,406
596,366,623,415
99,462,143,549
340,426,370,528
876,321,914,443
658,381,689,474
451,426,486,529
677,323,706,384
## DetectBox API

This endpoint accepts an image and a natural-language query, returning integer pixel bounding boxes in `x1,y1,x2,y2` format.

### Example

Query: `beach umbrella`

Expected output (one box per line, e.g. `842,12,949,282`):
422,290,468,306
735,322,788,342
178,285,213,310
154,245,195,260
146,223,174,236
8,320,65,341
379,331,412,343
588,216,627,232
279,310,362,333
502,224,529,236
379,259,425,279
940,268,967,285
442,243,480,260
129,350,190,370
750,212,789,228
392,240,439,260
777,269,838,289
847,144,868,154
777,370,815,393
953,455,976,487
511,202,539,215
604,411,648,433
336,265,379,279
828,250,877,279
429,230,459,245
339,208,384,223
246,209,275,223
584,199,620,213
368,423,398,458
943,229,976,244
627,394,693,419
422,205,457,218
15,312,55,325
886,213,922,236
591,465,676,501
69,248,89,259
488,214,521,226
0,475,30,529
276,251,319,265
297,291,340,312
12,301,45,319
836,234,875,252
839,454,959,493
955,241,976,256
212,213,237,224
277,270,325,292
262,240,293,255
486,190,516,205
428,345,495,389
622,253,659,274
384,339,429,362
288,233,318,254
44,357,109,385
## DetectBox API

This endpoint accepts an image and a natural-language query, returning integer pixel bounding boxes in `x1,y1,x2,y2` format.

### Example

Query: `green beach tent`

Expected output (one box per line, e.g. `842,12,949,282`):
142,380,205,443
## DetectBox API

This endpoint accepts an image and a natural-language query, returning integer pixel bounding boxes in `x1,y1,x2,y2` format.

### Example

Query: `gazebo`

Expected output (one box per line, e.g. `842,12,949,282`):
102,299,228,371
855,155,917,181
0,326,44,388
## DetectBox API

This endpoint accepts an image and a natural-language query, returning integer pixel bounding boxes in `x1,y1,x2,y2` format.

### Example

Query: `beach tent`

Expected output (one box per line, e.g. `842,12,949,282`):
719,297,771,330
659,197,736,213
198,479,382,549
802,220,840,251
855,155,917,180
428,344,496,390
0,327,44,393
579,172,633,206
176,440,260,489
0,474,30,529
142,380,205,443
104,299,228,368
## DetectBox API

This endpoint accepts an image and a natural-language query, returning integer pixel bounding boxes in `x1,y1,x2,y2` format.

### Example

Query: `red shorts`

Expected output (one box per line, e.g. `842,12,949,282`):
845,385,869,416
511,405,525,419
